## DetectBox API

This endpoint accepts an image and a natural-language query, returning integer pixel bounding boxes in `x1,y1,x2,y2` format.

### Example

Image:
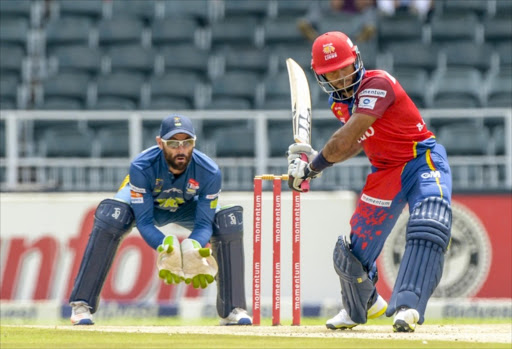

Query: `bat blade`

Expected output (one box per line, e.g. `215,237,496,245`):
286,58,312,192
286,58,312,145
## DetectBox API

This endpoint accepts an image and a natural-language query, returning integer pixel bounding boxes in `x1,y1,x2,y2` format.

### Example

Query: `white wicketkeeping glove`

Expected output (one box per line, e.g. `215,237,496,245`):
181,238,218,289
157,235,185,285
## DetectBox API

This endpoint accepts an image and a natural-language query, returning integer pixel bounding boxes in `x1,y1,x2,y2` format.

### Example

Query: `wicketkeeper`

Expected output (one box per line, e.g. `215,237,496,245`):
69,114,251,326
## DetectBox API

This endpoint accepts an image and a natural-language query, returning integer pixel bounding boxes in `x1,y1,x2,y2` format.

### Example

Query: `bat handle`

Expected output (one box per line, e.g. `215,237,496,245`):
300,153,310,192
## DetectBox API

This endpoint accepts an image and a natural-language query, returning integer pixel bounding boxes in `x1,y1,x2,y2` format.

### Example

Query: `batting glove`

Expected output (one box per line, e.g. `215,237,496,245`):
181,238,218,289
288,158,322,192
287,143,318,164
157,235,185,285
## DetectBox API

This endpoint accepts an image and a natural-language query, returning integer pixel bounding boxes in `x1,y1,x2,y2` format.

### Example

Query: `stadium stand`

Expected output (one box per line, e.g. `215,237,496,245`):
0,0,510,192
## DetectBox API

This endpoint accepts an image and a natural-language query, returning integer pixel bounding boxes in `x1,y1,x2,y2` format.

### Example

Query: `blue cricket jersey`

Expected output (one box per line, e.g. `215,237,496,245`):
116,146,221,250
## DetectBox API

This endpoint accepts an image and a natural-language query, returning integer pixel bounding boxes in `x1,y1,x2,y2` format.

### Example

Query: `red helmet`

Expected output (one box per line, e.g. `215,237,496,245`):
311,31,358,74
311,31,364,101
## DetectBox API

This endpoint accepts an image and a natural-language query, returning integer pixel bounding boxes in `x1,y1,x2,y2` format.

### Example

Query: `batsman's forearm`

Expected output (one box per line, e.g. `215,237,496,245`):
322,134,362,164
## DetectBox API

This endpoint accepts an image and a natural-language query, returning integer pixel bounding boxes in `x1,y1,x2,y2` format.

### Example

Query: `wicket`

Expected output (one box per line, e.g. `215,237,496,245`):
252,174,301,326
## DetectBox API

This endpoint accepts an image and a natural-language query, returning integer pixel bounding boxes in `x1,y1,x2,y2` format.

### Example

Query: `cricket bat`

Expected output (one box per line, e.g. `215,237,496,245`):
286,58,312,192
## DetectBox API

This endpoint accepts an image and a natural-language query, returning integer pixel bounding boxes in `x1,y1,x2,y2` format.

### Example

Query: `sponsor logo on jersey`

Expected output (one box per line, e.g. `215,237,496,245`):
421,170,441,179
358,97,377,110
153,178,163,194
357,126,375,143
131,191,144,204
322,43,337,60
186,178,199,196
361,193,392,207
130,184,146,194
381,202,491,298
359,89,387,98
206,191,220,200
163,188,183,194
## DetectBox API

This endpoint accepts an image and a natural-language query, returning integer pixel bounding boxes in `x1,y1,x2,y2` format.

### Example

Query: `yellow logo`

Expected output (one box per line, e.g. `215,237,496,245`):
174,117,182,126
322,43,335,54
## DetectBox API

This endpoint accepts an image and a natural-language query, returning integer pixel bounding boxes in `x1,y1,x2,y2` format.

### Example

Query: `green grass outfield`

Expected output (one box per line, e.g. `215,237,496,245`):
1,317,511,349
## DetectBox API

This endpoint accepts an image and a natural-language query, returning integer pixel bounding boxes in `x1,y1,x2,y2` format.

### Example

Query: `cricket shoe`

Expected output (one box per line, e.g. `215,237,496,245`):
326,295,388,330
219,308,252,326
70,301,94,325
393,307,420,333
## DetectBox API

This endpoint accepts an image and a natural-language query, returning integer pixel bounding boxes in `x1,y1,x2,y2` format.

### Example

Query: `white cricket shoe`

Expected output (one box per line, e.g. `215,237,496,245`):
393,307,420,332
219,308,252,326
70,301,94,325
326,295,388,330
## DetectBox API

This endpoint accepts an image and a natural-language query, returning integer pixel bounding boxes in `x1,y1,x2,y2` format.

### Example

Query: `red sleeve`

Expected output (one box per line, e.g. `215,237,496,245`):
353,77,396,118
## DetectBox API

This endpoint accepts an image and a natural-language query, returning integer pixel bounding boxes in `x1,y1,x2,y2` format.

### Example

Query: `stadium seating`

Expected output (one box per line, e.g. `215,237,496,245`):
94,72,145,108
431,13,479,43
55,0,104,21
151,18,198,47
96,127,130,157
48,45,102,77
162,0,212,25
111,0,156,23
107,44,156,76
0,74,18,109
274,0,310,18
393,68,430,108
218,45,271,76
148,71,203,109
209,18,259,48
487,72,512,107
378,13,423,50
431,67,483,108
263,17,310,47
38,126,95,158
208,70,260,109
97,17,144,48
159,44,211,75
36,72,91,109
441,42,492,73
436,123,490,156
45,17,92,50
0,19,28,51
0,45,24,77
387,42,440,74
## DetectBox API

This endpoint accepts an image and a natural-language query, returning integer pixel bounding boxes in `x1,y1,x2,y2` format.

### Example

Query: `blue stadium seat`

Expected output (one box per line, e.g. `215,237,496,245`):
108,45,156,75
218,45,271,75
387,42,440,73
431,67,483,107
393,68,430,109
45,17,92,49
151,18,198,47
209,18,259,48
56,0,104,21
260,71,290,109
263,17,309,46
111,0,156,23
49,45,102,76
98,17,144,48
484,15,512,45
275,0,310,18
441,42,492,73
431,13,479,43
38,72,91,109
208,71,260,109
39,127,95,158
149,71,203,109
0,19,28,51
487,73,512,107
436,123,490,156
0,0,31,21
378,13,423,49
160,44,210,75
163,0,212,25
95,72,145,108
0,44,24,76
97,128,130,157
222,0,270,20
0,74,18,109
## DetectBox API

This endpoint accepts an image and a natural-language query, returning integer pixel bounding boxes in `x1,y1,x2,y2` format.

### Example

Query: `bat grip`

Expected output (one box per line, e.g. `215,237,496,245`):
300,153,310,192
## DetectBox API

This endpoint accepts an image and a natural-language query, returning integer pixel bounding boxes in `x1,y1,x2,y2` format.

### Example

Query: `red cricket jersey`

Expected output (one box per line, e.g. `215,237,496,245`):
330,70,435,169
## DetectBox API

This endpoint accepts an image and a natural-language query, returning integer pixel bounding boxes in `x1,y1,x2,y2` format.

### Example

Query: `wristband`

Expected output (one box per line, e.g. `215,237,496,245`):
311,150,334,172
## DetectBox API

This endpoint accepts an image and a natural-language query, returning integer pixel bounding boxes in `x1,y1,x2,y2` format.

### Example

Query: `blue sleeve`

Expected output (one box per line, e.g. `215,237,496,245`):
129,163,165,250
188,168,222,247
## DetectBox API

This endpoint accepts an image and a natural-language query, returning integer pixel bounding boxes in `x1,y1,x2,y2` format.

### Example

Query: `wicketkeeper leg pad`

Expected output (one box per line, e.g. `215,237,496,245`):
69,199,134,313
333,236,377,324
386,197,452,324
210,205,246,318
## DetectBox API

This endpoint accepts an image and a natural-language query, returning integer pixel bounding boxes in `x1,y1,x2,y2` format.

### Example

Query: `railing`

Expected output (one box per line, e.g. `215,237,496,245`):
1,109,511,192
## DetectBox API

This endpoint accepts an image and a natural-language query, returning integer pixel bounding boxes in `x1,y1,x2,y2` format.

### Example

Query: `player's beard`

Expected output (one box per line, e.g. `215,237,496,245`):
162,147,192,173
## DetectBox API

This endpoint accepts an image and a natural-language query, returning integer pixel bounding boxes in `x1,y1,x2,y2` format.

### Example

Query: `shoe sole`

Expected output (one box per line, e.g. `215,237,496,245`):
326,323,357,330
393,320,415,332
368,303,387,319
72,319,94,325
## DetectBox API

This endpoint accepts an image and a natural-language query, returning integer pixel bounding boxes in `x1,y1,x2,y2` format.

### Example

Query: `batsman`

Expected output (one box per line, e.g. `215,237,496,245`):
69,114,252,326
287,32,452,332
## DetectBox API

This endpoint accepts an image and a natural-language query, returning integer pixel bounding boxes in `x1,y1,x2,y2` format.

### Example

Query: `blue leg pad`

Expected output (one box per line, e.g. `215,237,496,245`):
69,199,134,313
386,197,451,324
211,205,246,318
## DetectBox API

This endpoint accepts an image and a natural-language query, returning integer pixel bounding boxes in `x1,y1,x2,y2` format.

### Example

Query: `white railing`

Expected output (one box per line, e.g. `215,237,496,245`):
1,108,511,192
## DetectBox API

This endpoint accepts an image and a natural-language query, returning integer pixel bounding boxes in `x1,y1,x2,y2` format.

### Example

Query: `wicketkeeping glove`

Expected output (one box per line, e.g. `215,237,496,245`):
157,235,185,285
181,238,218,289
